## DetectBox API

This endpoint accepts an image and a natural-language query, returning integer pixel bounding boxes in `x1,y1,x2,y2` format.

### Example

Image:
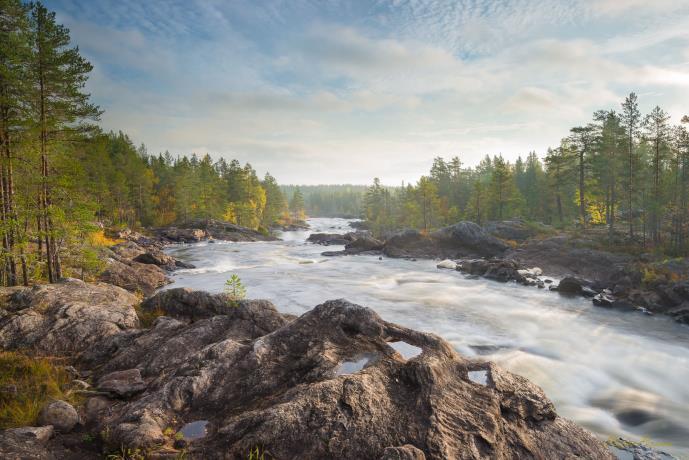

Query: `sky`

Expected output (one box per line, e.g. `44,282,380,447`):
45,0,689,185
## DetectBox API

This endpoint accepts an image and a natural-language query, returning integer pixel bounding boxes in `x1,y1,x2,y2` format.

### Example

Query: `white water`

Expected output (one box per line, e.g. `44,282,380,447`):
166,217,689,458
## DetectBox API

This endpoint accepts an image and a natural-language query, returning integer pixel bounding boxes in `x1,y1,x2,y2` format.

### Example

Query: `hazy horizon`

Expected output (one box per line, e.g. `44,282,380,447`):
46,0,689,185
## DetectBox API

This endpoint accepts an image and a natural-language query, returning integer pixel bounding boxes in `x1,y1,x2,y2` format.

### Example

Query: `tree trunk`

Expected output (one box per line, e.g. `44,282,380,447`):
579,151,586,227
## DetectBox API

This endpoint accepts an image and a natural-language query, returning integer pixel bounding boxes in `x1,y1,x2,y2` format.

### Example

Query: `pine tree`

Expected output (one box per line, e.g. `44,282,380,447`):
29,2,101,281
621,93,641,238
643,106,671,244
289,188,305,221
0,0,31,285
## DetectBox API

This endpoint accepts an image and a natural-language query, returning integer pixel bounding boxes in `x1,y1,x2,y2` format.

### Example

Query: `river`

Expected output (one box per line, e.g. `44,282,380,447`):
165,217,689,458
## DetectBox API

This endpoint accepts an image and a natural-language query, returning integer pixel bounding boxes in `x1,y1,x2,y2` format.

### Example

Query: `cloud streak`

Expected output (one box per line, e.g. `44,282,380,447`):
46,0,689,184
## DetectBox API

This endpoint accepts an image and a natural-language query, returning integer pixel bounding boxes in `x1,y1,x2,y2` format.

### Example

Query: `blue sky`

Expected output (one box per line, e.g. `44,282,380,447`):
46,0,689,184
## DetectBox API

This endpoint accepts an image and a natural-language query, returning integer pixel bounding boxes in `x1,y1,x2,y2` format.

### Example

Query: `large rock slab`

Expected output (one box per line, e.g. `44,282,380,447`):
156,219,276,243
89,297,612,459
383,222,508,260
99,251,171,296
0,279,139,356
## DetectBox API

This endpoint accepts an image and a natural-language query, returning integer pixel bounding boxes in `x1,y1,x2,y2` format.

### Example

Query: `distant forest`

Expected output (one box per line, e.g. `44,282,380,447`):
281,185,367,218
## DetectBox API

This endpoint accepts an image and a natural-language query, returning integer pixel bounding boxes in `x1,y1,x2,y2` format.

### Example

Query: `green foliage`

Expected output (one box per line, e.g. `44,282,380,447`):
248,446,270,460
105,445,146,460
0,352,77,429
224,274,247,305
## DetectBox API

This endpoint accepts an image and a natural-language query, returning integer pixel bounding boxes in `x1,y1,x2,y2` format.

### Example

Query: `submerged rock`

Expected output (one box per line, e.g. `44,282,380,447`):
83,294,611,459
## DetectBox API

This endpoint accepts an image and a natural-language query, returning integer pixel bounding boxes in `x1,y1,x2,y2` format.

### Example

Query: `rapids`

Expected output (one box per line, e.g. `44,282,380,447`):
165,217,689,458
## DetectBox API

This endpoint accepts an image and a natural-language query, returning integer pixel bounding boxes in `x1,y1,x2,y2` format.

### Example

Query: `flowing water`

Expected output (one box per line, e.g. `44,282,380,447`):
166,217,689,458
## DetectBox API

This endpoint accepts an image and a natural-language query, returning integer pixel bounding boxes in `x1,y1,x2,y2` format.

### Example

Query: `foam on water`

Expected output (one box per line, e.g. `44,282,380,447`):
165,217,689,458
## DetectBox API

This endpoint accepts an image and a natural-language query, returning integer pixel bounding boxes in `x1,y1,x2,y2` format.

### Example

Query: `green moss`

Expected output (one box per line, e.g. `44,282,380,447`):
0,352,77,429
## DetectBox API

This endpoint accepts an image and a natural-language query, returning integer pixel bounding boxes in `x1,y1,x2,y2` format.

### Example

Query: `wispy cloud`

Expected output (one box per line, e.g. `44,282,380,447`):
45,0,689,184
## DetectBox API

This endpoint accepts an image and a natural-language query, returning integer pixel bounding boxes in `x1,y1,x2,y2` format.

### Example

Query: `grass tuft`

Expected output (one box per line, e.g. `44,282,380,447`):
0,352,78,429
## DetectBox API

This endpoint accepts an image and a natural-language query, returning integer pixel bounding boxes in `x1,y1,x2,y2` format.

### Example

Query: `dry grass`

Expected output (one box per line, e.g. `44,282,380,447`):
0,352,78,429
90,230,124,248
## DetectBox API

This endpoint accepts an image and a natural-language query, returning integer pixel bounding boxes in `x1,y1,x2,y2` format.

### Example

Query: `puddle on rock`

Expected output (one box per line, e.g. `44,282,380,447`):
178,420,209,440
389,341,422,360
468,370,489,386
335,353,378,376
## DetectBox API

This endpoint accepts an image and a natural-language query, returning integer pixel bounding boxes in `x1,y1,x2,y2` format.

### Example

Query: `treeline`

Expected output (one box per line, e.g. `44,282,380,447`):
281,185,366,218
364,93,689,254
0,1,291,286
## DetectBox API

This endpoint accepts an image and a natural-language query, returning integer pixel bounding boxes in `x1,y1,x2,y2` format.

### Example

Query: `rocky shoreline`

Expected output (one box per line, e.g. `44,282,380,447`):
0,219,681,459
307,220,689,326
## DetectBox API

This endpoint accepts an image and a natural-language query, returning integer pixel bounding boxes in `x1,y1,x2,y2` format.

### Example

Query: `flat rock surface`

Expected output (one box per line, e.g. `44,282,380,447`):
0,279,139,356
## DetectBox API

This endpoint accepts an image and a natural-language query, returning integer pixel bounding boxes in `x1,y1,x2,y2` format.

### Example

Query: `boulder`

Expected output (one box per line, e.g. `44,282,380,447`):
0,279,139,356
383,230,437,258
344,234,384,252
431,221,509,257
156,227,208,243
99,254,171,295
323,234,385,256
460,259,491,276
89,298,612,459
110,241,147,260
384,222,509,260
307,233,354,245
483,219,542,241
556,277,590,295
38,401,79,432
97,369,146,398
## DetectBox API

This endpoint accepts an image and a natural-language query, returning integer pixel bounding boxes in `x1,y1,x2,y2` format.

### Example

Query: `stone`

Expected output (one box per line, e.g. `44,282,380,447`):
0,279,139,356
556,277,588,295
38,400,79,432
97,369,146,398
99,254,171,295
